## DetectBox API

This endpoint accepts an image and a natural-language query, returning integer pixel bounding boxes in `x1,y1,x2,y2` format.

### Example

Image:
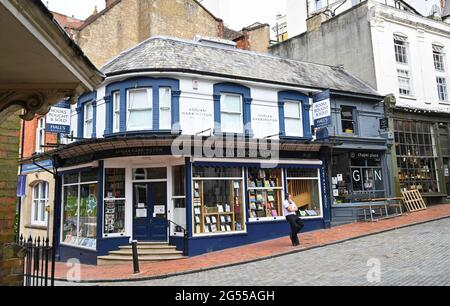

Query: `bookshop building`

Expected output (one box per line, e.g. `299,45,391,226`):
41,37,383,264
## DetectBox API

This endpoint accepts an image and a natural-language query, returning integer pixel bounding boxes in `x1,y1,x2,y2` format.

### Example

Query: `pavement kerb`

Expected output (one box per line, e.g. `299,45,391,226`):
56,214,450,284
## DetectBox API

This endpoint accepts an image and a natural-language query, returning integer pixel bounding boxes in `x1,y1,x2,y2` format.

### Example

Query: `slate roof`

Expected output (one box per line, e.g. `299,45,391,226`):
101,36,380,97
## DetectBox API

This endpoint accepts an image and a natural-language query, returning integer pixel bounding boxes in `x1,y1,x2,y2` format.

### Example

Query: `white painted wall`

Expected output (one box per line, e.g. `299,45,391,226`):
369,4,450,112
86,74,313,140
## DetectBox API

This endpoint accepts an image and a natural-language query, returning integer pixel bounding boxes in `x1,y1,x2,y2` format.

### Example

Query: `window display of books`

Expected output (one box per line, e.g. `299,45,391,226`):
248,168,282,219
193,182,202,234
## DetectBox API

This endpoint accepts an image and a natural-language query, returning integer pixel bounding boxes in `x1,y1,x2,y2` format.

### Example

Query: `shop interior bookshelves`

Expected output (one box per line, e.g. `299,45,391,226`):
193,181,239,234
248,170,283,220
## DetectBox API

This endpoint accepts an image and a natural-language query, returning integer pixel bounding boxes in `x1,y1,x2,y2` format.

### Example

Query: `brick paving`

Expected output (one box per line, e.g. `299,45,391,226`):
55,204,450,283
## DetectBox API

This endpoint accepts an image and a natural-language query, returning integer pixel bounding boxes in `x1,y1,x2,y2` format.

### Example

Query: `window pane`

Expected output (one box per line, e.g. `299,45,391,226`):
193,166,242,178
222,95,241,113
287,168,319,178
129,89,151,109
285,118,303,136
160,109,171,130
105,168,126,198
172,166,185,196
159,87,171,108
62,185,79,244
128,109,152,129
133,167,167,180
81,169,98,183
287,179,321,217
248,168,283,219
40,199,47,222
104,199,126,235
113,92,120,132
64,173,79,185
78,183,97,248
221,113,242,133
284,101,301,118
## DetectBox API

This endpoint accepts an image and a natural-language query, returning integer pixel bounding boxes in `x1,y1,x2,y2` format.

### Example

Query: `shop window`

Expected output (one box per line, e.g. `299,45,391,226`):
286,168,322,217
341,106,356,134
248,168,283,220
83,102,94,138
192,166,245,235
104,169,126,236
62,169,98,249
127,88,153,131
160,87,172,130
113,92,121,133
332,152,386,204
32,182,48,226
133,167,167,180
172,166,186,234
394,120,439,193
35,117,45,153
221,94,243,134
284,100,303,137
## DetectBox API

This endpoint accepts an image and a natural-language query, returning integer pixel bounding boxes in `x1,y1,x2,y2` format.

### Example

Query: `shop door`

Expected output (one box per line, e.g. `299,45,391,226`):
444,159,450,196
133,182,168,241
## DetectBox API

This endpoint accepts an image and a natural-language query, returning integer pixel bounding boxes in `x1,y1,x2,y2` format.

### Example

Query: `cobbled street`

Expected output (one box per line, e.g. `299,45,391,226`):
58,218,450,286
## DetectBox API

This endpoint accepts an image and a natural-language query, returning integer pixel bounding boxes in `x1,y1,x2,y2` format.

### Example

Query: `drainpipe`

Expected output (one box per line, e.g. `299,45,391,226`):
16,116,26,242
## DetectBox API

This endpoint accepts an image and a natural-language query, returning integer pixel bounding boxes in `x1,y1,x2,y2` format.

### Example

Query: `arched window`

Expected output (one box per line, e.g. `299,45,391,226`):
31,181,49,226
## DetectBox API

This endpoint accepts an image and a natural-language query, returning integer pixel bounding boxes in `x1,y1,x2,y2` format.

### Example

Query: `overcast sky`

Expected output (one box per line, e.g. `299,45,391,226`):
44,0,285,30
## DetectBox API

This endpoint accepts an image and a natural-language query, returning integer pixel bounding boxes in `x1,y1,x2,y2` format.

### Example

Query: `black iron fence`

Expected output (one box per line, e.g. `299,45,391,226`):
19,235,55,287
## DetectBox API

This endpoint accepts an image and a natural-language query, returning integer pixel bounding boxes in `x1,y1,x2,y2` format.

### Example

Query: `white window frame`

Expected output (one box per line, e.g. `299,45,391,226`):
437,77,448,102
284,100,303,137
35,117,45,153
286,168,324,220
433,44,446,73
394,35,408,64
192,168,247,237
220,93,243,134
126,88,153,131
31,181,49,226
113,92,121,133
397,68,412,96
84,102,94,138
159,87,172,130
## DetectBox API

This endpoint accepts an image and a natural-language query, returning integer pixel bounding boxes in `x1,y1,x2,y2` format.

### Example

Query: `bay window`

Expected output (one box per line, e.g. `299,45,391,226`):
221,94,243,134
31,181,49,226
127,88,153,131
159,87,172,130
284,100,303,137
62,170,98,249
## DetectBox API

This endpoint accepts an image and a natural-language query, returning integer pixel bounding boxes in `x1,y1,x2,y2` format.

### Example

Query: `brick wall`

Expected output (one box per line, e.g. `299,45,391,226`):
75,0,224,67
0,112,24,286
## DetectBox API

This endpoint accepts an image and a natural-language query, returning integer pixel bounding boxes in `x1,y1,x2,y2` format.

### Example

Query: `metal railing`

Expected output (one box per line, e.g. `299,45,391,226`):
167,220,188,256
19,235,54,287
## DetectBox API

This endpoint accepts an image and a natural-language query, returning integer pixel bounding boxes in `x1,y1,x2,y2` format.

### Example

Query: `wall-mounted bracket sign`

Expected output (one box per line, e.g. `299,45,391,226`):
313,90,332,129
46,100,71,134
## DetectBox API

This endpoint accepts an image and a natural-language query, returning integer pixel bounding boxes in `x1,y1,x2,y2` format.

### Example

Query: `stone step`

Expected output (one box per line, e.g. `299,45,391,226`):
97,254,186,266
119,245,177,251
110,249,184,256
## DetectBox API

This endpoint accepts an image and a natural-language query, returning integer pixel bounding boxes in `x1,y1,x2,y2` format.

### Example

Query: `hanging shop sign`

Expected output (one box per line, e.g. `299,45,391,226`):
46,100,71,134
313,90,332,129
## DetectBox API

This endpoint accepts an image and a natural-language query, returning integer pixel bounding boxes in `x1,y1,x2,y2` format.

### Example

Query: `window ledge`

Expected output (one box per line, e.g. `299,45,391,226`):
24,223,48,230
438,101,450,105
399,95,416,101
104,130,177,138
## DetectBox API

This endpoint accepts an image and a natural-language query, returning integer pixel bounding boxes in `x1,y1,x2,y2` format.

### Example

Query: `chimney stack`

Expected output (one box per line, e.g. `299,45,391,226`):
105,0,115,7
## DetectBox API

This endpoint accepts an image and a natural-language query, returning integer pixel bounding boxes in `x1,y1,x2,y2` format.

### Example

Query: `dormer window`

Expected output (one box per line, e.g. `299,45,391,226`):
127,88,153,131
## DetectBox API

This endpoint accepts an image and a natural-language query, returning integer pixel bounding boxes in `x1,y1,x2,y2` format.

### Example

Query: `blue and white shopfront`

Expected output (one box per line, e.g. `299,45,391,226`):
49,37,381,264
